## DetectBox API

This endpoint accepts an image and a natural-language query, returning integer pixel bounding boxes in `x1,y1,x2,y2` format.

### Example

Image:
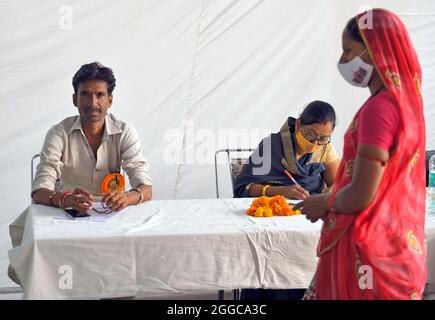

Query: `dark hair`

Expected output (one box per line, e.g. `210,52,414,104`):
300,101,336,128
345,17,364,44
72,62,116,95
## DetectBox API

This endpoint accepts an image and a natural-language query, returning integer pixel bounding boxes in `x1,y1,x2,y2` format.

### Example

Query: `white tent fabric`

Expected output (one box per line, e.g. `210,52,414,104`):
1,0,434,288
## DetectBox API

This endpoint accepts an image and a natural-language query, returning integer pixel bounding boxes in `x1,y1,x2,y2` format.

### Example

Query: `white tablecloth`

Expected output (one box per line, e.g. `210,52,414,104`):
9,198,324,299
8,198,435,300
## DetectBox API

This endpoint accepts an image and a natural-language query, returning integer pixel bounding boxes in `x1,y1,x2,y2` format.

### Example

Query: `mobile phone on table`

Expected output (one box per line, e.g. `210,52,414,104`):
64,208,90,218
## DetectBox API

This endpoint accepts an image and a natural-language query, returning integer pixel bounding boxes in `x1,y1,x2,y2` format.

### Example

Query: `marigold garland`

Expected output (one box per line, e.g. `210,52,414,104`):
246,195,301,218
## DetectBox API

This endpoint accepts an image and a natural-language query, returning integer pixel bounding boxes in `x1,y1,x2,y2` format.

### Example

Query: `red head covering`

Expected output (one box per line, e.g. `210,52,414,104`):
315,9,426,299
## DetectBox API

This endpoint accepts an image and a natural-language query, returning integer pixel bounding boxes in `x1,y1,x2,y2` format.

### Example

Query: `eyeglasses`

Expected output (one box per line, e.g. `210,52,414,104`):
92,201,113,214
302,126,331,145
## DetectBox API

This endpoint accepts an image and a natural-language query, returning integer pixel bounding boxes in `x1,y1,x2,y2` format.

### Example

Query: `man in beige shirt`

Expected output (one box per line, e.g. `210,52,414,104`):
32,62,152,212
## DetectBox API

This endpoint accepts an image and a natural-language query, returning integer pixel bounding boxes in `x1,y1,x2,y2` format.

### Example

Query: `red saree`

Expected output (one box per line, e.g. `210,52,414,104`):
310,9,427,299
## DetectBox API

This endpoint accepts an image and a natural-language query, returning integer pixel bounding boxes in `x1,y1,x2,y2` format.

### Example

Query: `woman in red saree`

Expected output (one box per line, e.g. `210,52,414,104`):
294,9,427,299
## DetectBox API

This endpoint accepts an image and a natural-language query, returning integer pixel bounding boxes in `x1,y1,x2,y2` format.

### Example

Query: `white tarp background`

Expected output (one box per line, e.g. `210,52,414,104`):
0,0,434,288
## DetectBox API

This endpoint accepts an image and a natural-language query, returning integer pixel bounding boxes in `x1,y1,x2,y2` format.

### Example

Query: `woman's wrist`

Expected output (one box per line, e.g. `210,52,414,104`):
327,192,335,211
261,185,271,196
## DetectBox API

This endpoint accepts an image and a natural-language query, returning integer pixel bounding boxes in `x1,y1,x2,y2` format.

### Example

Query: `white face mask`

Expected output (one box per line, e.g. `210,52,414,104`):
337,49,374,88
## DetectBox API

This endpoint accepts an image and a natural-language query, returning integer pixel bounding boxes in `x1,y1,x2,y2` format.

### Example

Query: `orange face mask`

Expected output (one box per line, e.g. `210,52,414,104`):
295,130,322,154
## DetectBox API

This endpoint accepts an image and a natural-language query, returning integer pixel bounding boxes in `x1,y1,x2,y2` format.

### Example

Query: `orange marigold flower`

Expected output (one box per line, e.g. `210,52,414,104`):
246,207,256,216
271,204,281,216
254,207,265,217
281,206,292,216
247,195,300,218
264,208,273,217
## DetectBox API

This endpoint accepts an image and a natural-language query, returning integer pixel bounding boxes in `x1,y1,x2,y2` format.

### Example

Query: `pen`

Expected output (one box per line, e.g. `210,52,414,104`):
284,170,301,187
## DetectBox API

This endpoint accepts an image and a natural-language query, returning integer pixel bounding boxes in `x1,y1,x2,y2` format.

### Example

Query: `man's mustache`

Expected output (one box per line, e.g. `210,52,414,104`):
85,107,102,113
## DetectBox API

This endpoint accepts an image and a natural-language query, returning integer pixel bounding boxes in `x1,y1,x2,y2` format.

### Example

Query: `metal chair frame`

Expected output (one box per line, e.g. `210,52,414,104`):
214,148,255,198
214,148,255,300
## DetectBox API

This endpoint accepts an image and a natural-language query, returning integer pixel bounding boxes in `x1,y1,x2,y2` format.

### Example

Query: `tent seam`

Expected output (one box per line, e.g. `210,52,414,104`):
174,0,208,198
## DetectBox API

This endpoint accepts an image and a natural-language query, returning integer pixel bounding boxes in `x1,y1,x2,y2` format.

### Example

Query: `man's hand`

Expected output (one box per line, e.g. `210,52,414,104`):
64,188,94,213
293,193,330,223
281,185,310,200
102,191,129,211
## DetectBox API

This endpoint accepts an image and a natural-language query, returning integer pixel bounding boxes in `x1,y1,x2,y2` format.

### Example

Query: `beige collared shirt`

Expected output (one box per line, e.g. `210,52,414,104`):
32,113,152,196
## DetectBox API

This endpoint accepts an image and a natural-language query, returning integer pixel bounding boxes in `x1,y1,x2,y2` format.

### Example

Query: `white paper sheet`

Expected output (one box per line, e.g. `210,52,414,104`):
55,202,128,222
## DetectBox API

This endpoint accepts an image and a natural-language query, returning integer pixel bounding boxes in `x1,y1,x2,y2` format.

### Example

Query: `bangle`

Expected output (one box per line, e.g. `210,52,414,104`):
261,185,271,197
60,192,72,209
130,187,144,204
48,191,57,207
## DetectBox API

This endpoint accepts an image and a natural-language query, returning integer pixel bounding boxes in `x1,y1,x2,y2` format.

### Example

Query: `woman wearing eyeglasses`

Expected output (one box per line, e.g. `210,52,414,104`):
234,100,340,300
234,100,340,201
294,9,426,299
